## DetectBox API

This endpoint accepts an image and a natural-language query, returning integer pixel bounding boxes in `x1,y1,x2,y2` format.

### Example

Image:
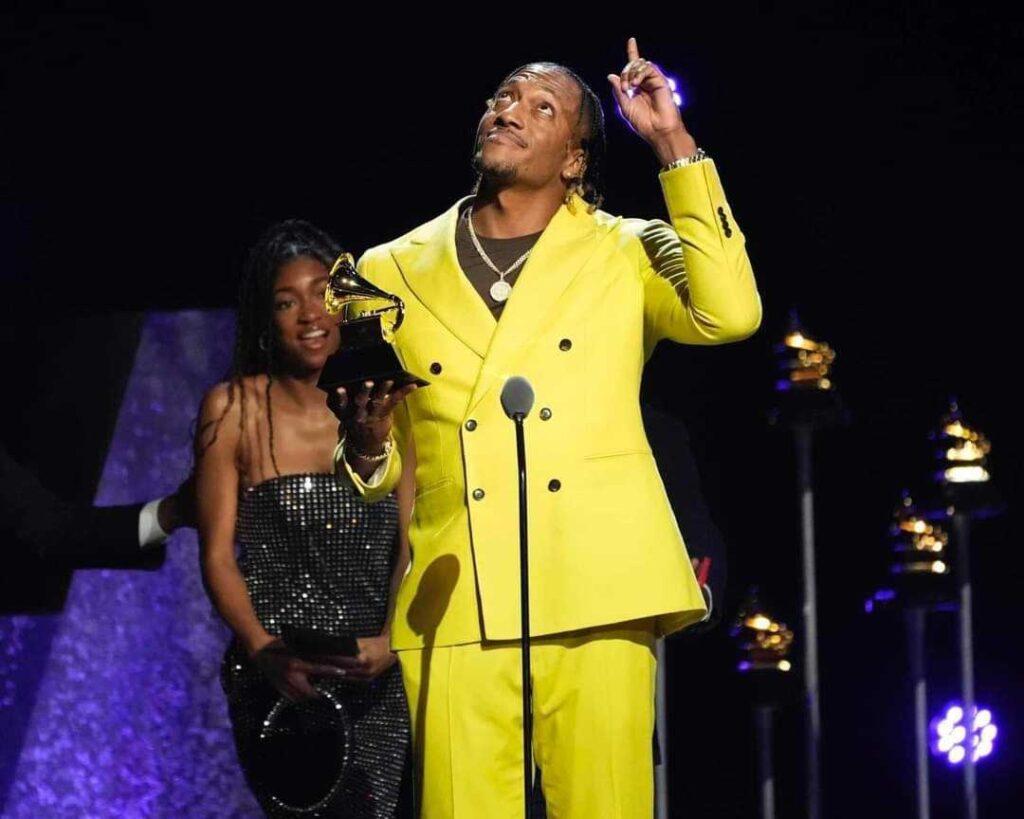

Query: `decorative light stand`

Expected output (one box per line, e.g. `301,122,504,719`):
733,588,796,819
769,309,845,819
866,490,955,819
929,400,1001,819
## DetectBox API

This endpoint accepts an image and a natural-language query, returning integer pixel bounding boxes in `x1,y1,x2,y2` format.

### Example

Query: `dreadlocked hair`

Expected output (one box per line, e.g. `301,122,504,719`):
479,61,607,213
197,218,342,478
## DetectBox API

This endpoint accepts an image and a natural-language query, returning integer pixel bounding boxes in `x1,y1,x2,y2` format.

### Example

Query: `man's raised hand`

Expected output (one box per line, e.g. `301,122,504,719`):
606,37,698,165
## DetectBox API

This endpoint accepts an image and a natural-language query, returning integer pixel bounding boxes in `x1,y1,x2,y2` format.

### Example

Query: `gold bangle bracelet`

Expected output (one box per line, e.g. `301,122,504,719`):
344,435,393,463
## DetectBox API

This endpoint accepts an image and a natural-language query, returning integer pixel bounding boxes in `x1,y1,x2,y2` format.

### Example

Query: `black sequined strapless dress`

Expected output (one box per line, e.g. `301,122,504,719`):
220,473,410,818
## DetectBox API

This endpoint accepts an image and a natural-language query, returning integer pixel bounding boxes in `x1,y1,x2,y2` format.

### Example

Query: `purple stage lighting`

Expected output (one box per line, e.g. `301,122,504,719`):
863,588,896,613
619,69,685,114
666,76,684,107
931,703,998,765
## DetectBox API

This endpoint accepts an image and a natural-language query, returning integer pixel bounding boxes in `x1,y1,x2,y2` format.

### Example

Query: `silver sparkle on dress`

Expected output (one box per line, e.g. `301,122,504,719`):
220,473,409,818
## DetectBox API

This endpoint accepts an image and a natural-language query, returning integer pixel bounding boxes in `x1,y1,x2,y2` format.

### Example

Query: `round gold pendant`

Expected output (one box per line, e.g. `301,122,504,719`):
490,280,512,303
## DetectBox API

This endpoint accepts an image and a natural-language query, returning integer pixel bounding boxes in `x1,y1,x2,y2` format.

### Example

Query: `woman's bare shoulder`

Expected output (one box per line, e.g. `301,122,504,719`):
199,375,272,418
196,375,269,454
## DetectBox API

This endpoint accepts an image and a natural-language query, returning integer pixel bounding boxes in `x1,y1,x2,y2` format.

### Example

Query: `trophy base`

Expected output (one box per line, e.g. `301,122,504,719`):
316,345,430,394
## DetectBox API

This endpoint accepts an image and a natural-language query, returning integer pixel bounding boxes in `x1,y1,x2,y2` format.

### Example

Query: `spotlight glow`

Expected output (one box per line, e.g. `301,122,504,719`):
774,316,836,392
665,75,684,107
749,615,772,631
888,493,950,576
622,73,684,108
733,589,794,674
864,588,897,613
932,401,992,487
931,703,998,765
943,465,991,484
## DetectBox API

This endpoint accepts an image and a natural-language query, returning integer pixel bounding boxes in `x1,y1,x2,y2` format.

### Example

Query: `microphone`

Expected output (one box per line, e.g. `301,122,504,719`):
500,376,535,420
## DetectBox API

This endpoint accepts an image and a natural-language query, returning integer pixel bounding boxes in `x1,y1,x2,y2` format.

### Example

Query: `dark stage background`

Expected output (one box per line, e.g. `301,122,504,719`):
2,5,1021,817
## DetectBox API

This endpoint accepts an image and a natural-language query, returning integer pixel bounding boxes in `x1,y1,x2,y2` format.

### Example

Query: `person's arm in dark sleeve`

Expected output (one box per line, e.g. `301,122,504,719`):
1,442,167,570
643,404,728,632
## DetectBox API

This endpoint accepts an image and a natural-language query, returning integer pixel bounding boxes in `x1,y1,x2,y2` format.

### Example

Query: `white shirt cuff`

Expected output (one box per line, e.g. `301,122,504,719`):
698,583,713,623
363,461,388,488
138,498,170,549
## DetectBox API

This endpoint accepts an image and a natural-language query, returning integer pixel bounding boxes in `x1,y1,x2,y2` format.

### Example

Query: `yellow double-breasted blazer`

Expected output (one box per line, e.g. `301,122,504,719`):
338,160,762,650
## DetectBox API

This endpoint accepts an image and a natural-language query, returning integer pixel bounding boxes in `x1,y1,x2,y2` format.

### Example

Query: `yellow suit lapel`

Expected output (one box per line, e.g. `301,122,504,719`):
390,196,496,360
466,194,610,415
390,193,612,414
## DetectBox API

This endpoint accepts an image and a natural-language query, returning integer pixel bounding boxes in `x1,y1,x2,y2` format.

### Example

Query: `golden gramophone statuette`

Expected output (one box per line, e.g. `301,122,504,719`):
733,595,794,674
316,252,430,393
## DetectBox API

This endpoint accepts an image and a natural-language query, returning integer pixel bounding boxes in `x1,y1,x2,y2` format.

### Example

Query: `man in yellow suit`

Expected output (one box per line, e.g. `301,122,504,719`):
332,37,762,818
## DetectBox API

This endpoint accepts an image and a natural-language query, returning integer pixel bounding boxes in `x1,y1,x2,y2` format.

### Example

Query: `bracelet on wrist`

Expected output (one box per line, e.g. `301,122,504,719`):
661,147,708,173
344,434,393,463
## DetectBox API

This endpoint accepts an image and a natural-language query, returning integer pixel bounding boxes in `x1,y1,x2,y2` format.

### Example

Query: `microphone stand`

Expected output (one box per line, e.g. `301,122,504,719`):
794,422,822,819
512,409,533,819
501,375,536,818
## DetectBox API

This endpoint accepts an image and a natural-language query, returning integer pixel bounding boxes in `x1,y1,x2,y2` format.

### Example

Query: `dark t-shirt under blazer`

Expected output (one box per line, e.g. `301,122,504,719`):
454,201,543,319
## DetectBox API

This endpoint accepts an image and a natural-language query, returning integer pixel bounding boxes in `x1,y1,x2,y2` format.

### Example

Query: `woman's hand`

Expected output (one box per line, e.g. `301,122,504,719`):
320,634,397,682
252,638,347,702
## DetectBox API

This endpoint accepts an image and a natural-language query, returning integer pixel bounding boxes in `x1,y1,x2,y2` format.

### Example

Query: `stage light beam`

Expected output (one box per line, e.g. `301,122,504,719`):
931,703,999,765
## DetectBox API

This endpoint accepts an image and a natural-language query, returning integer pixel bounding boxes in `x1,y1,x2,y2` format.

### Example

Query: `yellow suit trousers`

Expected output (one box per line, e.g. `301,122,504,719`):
399,619,657,818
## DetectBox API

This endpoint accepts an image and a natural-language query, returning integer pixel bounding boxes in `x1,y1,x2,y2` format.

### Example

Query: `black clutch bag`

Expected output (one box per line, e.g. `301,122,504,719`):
254,687,354,815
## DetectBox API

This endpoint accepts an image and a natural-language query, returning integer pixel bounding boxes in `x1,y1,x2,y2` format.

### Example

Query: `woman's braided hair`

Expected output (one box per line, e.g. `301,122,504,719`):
198,219,341,478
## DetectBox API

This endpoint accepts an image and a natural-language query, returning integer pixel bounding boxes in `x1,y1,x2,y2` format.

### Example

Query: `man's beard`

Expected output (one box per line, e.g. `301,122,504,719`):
471,146,519,187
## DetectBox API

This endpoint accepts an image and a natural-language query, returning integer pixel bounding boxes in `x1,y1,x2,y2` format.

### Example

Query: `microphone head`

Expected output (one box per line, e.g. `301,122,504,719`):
500,376,535,419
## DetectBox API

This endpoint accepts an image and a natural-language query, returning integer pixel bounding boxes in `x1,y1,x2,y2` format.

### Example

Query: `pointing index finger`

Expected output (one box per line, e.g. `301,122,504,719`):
627,36,640,62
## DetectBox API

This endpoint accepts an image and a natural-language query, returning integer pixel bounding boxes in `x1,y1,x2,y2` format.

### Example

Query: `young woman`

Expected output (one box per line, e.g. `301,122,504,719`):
195,219,412,817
